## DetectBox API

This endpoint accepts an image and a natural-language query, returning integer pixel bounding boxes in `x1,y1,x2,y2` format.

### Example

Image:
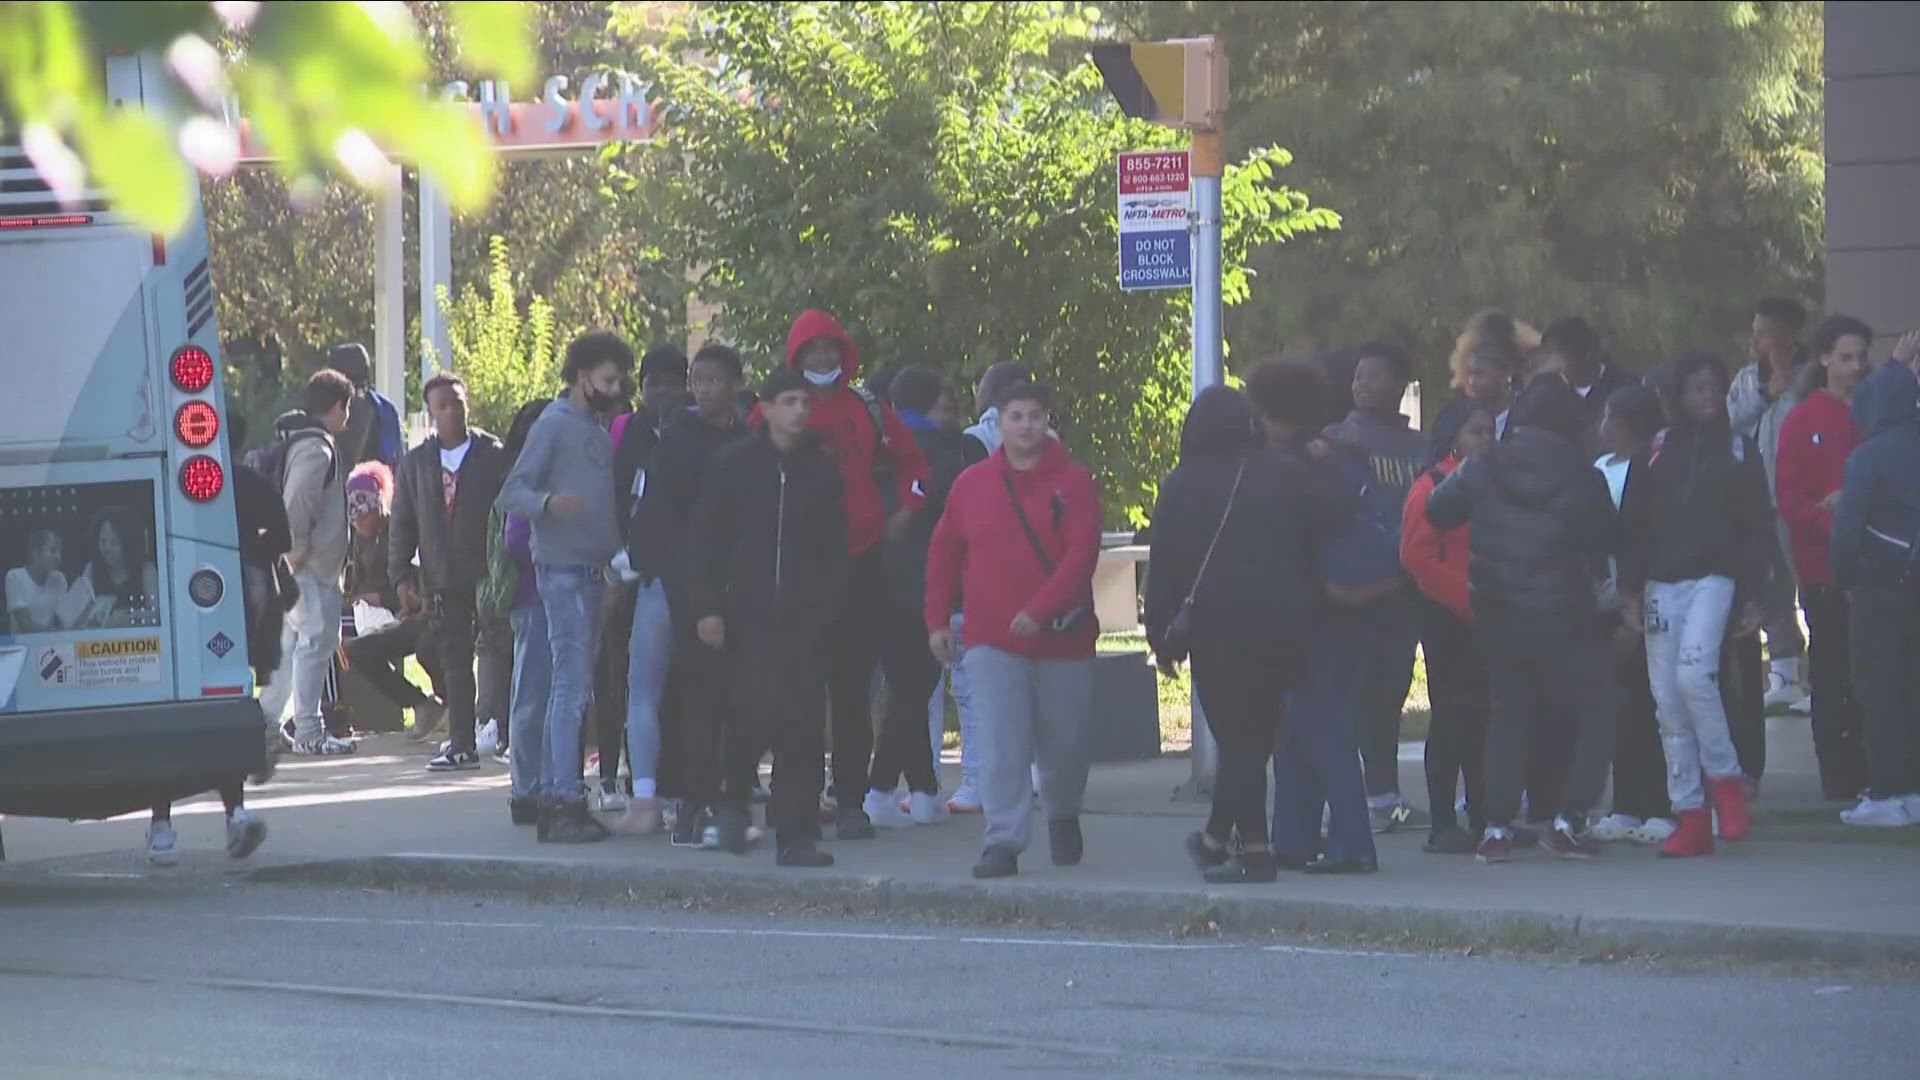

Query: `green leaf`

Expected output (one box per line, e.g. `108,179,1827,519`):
449,1,535,85
80,110,191,233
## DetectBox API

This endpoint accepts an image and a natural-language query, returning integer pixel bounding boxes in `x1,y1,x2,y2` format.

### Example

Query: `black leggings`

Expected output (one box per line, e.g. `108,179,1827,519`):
593,583,638,784
1611,632,1670,821
1419,602,1487,833
153,779,244,819
867,596,943,795
1723,632,1766,780
1803,585,1863,782
1190,636,1287,847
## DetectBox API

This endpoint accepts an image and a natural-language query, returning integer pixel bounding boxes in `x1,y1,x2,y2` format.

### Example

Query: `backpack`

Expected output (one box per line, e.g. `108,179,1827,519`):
476,504,519,623
245,426,335,497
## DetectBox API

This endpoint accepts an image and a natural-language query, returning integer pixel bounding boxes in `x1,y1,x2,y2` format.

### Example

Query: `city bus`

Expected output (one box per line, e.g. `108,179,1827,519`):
0,55,264,836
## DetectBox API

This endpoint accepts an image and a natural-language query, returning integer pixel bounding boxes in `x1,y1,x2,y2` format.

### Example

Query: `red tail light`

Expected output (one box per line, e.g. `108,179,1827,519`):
179,455,224,502
175,400,220,447
171,345,215,393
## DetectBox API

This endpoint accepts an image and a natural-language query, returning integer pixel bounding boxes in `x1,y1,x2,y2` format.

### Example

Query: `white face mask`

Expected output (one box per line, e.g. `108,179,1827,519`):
802,368,839,387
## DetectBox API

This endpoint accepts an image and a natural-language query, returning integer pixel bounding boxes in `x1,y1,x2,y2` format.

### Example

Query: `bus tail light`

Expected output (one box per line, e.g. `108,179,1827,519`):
179,455,224,502
170,345,215,393
175,400,219,447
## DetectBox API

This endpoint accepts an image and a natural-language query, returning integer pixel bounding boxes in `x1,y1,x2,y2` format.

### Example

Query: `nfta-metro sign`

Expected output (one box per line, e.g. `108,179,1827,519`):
1117,150,1191,292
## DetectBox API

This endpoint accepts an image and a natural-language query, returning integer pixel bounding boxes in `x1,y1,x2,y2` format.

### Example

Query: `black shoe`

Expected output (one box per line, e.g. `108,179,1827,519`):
1184,830,1229,870
541,802,611,844
835,807,876,840
509,797,539,827
776,838,834,868
1423,825,1478,855
711,806,751,855
671,804,706,848
1203,852,1278,884
972,847,1018,879
1048,817,1083,866
428,747,481,771
1302,855,1378,875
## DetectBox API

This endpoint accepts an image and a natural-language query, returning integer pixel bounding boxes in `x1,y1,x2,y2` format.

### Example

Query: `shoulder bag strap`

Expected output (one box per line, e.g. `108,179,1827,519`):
1001,472,1054,574
1183,459,1245,606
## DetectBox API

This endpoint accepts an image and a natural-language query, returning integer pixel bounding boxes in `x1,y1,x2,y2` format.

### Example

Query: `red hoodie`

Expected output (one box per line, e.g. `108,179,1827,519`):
753,310,929,556
1776,389,1859,586
925,440,1101,660
1400,455,1473,622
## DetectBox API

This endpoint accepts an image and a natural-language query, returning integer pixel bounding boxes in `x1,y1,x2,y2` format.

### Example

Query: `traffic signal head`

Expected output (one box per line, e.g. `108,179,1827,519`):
1091,37,1228,131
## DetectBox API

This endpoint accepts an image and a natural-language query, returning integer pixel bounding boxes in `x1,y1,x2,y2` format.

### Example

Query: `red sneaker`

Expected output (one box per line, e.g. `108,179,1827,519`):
1476,832,1513,863
1708,775,1751,841
1659,808,1715,857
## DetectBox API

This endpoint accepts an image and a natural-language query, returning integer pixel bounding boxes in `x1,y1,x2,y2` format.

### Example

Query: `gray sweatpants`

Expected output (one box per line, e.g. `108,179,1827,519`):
965,645,1095,855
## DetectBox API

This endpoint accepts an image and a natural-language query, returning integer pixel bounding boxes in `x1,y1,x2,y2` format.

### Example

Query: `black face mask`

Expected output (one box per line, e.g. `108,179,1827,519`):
585,388,622,414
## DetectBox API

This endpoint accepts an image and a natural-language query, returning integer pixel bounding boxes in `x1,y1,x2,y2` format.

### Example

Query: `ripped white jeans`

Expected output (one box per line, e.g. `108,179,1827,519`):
1644,575,1742,811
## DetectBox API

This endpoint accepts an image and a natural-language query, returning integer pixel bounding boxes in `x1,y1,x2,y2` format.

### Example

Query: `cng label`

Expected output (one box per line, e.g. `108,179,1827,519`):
38,637,162,689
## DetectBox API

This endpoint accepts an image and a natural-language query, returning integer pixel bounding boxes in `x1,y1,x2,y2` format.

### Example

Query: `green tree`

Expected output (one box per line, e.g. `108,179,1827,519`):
1111,0,1824,395
0,1,534,232
619,1,1336,524
439,235,564,435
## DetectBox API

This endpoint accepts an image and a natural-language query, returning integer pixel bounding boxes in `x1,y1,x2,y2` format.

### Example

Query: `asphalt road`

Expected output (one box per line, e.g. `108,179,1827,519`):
0,880,1910,1080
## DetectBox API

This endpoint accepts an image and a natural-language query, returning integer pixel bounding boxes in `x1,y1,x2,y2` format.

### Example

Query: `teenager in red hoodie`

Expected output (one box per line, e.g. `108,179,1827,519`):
926,382,1101,879
1776,314,1876,798
758,310,930,838
1400,402,1496,854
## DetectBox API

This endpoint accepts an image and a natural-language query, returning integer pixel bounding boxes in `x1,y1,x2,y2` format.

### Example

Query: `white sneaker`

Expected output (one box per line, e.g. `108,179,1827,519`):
1840,795,1914,828
1626,818,1676,844
147,820,179,866
863,789,913,828
907,791,948,825
947,784,981,815
225,809,268,859
1589,814,1642,842
597,780,629,814
475,719,500,758
1763,673,1810,714
294,735,356,756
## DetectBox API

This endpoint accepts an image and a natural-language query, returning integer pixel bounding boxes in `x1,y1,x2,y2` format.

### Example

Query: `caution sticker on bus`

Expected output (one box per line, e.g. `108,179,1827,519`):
36,636,162,690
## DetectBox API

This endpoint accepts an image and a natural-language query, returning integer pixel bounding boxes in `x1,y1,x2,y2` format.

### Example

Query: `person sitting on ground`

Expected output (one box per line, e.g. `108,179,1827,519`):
1426,377,1621,863
340,461,447,740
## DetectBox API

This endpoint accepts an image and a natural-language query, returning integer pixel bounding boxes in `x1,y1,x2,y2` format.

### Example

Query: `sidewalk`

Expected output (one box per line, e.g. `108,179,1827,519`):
3,717,1916,964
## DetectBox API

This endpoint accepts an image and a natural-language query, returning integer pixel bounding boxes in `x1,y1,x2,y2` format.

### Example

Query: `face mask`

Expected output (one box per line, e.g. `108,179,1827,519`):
803,368,839,387
585,388,622,413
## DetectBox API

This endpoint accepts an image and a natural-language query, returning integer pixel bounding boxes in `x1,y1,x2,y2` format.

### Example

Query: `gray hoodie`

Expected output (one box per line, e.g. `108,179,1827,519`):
494,396,621,567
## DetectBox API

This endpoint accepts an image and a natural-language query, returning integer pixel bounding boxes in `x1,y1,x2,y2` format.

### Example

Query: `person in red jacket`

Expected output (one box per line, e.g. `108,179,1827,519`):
1401,403,1496,854
755,309,930,839
926,382,1101,879
1777,314,1876,798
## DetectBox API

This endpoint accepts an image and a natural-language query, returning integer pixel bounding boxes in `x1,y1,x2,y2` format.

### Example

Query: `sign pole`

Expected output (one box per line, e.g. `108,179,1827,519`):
1173,126,1225,802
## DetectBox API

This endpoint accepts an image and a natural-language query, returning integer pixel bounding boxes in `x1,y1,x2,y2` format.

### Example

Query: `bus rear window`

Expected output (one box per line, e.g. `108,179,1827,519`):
1,480,162,635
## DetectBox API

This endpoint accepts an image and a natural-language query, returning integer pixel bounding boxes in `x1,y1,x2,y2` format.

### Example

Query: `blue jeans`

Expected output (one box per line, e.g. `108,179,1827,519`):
507,602,551,802
624,579,673,788
1271,616,1377,864
536,564,606,806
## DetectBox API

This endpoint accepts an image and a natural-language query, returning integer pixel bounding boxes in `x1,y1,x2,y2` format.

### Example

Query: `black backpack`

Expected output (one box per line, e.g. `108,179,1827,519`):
245,426,335,496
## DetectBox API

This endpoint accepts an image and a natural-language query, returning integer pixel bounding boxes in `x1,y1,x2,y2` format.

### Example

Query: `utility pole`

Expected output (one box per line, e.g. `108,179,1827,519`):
1093,36,1228,799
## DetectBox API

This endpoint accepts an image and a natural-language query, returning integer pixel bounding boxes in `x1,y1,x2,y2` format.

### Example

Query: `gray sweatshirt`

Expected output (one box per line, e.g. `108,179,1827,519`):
494,396,621,567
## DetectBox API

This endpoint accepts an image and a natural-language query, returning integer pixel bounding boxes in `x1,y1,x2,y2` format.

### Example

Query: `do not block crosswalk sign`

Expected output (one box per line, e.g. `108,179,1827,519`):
1117,150,1192,292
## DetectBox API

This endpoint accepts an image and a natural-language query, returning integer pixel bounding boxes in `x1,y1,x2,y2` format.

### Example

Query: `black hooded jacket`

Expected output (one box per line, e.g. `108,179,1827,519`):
1617,421,1772,598
1426,423,1616,621
1144,388,1351,674
685,428,849,635
632,406,752,594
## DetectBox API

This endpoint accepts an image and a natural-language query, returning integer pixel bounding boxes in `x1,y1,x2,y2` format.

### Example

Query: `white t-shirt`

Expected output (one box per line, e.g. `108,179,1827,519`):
1596,453,1631,509
5,567,68,630
438,437,472,474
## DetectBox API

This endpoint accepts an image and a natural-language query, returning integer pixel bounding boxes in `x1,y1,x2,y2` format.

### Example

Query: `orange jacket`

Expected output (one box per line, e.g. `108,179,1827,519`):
1400,455,1472,621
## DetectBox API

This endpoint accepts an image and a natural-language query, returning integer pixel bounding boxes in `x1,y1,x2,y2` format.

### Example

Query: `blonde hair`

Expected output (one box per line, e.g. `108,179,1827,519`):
1448,309,1541,391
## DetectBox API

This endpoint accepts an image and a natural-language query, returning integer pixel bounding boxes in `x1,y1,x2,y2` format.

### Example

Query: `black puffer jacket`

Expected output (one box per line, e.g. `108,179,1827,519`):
1425,425,1615,619
1618,423,1771,598
685,429,849,634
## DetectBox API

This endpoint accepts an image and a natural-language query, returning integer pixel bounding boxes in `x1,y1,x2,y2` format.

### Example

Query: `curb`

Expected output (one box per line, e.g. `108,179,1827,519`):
246,854,1920,966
